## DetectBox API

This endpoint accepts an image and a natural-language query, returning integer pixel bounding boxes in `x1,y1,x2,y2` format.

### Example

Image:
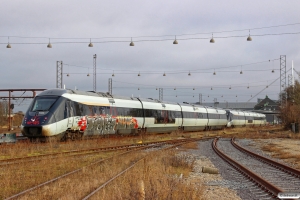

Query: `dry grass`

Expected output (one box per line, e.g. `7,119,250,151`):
2,125,298,199
0,127,21,134
0,137,204,199
220,125,300,140
261,143,300,169
181,142,199,150
221,125,300,169
91,150,204,200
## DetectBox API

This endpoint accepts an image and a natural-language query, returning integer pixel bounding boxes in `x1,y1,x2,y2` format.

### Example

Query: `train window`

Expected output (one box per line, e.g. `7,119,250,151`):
109,107,117,116
78,104,84,115
182,111,207,119
73,102,82,116
84,105,91,115
208,113,219,119
64,101,74,118
116,107,124,116
31,96,59,112
199,113,207,119
128,108,134,116
97,106,106,115
168,111,176,123
93,106,98,115
144,109,152,117
112,107,143,117
144,109,176,124
220,114,226,119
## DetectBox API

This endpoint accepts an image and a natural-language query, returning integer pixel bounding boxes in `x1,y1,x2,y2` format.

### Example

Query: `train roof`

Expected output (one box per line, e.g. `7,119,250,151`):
37,89,183,105
38,89,139,101
37,89,228,112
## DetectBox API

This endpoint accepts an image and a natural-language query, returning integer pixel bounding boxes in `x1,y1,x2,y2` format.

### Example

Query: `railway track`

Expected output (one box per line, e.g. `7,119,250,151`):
1,136,201,166
0,141,167,166
82,138,193,200
213,137,300,199
4,137,201,199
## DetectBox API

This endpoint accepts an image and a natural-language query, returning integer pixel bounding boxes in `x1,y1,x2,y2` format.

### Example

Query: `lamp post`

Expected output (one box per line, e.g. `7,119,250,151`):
8,91,11,131
224,100,228,109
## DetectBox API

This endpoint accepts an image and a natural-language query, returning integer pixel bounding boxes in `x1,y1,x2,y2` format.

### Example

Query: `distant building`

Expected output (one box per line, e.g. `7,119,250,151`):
253,96,280,124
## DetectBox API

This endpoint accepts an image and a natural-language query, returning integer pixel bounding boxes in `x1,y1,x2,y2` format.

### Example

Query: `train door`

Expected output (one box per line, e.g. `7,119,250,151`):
66,100,74,128
161,104,169,126
204,107,209,130
108,98,117,116
193,107,198,126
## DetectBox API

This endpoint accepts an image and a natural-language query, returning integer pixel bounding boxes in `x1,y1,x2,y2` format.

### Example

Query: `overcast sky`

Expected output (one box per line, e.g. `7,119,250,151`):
1,0,300,112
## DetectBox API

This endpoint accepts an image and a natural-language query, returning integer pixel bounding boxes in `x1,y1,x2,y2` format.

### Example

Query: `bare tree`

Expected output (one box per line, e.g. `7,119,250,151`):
0,101,7,126
278,80,300,129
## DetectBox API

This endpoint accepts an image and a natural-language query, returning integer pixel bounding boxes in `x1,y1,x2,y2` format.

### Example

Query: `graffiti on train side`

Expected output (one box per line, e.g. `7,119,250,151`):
77,115,138,135
115,116,138,129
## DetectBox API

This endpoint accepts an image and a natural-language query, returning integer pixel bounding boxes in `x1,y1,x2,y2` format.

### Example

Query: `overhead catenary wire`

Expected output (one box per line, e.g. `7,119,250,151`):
1,31,300,45
62,59,282,102
63,68,279,76
112,82,279,89
63,58,280,74
1,22,300,40
111,77,280,88
247,68,292,102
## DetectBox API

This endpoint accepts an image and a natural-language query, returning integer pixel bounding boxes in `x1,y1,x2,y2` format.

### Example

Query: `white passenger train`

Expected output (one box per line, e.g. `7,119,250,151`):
21,89,266,141
226,110,266,128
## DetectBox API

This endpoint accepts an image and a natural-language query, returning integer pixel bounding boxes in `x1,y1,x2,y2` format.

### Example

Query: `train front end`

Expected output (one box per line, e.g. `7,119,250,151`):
21,89,67,140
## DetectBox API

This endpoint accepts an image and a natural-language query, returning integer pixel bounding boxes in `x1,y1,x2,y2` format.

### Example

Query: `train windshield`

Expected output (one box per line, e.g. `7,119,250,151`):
31,96,59,112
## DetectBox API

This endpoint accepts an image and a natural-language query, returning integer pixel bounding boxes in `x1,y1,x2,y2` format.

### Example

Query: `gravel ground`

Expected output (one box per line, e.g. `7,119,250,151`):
182,139,245,200
183,137,300,200
186,153,242,200
249,138,300,169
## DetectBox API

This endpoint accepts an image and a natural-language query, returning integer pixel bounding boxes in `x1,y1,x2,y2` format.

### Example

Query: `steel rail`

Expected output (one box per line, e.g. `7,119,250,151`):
212,138,282,198
231,137,300,177
82,158,145,200
0,145,141,166
0,140,173,164
5,138,200,200
82,139,198,199
4,144,152,200
1,137,208,165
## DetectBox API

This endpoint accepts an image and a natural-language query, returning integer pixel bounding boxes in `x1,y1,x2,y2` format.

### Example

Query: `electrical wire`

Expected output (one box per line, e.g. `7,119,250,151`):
247,68,292,102
62,58,280,74
1,22,300,39
1,31,300,45
112,77,279,88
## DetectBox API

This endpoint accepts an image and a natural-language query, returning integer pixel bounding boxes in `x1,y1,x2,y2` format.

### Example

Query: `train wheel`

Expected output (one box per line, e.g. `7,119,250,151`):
76,132,83,140
71,134,75,141
60,132,68,142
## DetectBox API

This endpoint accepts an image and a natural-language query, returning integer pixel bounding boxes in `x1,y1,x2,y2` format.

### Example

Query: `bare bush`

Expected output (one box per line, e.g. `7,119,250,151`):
278,81,300,129
0,101,7,126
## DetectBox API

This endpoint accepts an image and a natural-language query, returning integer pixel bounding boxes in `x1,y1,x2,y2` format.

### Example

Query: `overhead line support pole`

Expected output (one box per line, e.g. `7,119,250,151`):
280,55,286,105
108,78,112,94
56,61,63,89
159,88,163,101
8,91,11,131
93,54,97,92
0,89,46,131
